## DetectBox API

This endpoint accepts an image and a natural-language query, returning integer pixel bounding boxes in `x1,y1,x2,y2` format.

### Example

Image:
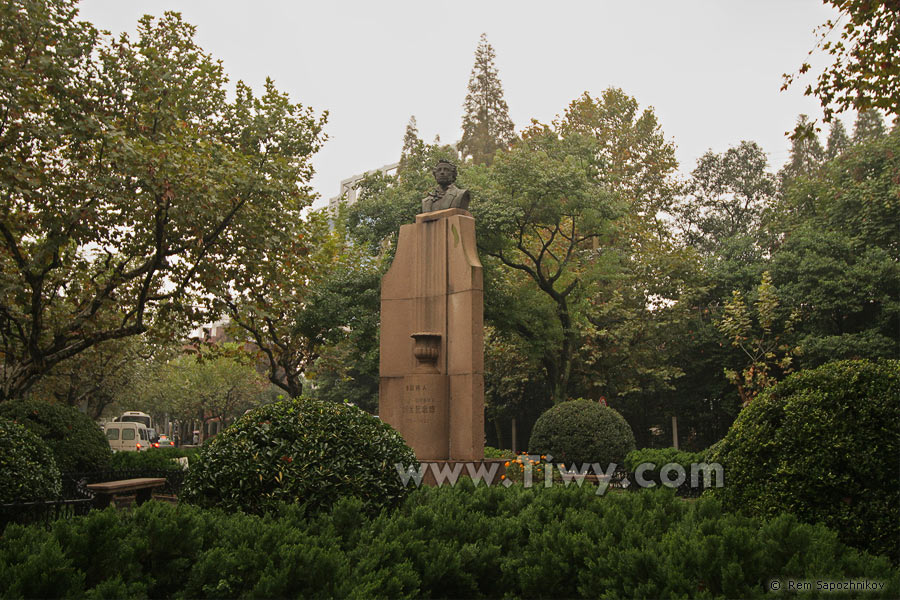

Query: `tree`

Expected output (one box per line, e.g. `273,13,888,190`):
556,88,680,218
778,114,825,188
824,119,852,160
398,115,423,173
675,141,776,263
0,2,326,401
27,334,162,419
144,344,271,442
459,34,516,165
716,272,800,406
472,130,622,404
852,108,888,142
304,251,382,413
771,128,900,366
783,1,900,121
213,208,382,399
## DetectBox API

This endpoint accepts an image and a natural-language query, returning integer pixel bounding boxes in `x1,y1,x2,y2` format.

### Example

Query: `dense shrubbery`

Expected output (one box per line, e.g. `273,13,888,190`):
1,484,897,598
0,400,111,473
483,446,514,459
109,447,198,471
0,417,61,503
711,359,900,562
181,397,417,515
625,447,712,487
529,399,635,467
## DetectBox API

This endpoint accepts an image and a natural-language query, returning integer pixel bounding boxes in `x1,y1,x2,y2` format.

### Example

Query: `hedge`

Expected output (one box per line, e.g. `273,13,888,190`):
0,400,111,473
0,417,61,503
1,484,897,599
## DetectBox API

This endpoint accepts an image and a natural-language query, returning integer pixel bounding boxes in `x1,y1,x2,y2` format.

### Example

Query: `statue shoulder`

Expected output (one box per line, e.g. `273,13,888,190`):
448,184,471,210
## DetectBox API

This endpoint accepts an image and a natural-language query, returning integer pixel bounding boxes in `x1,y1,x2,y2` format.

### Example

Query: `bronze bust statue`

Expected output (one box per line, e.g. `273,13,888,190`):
421,160,470,213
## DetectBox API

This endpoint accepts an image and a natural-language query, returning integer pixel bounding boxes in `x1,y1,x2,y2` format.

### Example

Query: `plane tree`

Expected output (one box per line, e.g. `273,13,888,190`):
0,2,326,400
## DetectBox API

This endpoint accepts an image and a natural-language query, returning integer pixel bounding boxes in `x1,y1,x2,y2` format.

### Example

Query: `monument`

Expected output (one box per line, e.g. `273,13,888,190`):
379,160,484,462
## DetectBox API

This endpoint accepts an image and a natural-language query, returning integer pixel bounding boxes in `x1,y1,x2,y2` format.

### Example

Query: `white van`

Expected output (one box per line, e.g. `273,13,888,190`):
104,422,151,452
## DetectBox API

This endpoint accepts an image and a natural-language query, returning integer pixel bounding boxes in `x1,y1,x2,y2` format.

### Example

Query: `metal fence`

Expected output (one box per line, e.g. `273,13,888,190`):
0,468,187,530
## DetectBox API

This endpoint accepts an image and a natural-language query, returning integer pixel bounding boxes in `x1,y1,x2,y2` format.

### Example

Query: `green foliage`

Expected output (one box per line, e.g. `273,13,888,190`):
556,88,680,216
529,399,635,467
483,446,514,459
624,447,710,487
778,114,824,189
141,344,271,436
0,1,325,401
0,417,61,503
825,119,852,160
473,127,622,404
0,400,111,472
784,1,900,120
108,447,197,472
624,447,707,472
181,397,417,515
303,242,382,413
218,207,384,399
853,108,888,142
771,128,899,367
676,140,776,257
711,359,900,562
459,34,516,166
2,486,899,598
716,271,800,405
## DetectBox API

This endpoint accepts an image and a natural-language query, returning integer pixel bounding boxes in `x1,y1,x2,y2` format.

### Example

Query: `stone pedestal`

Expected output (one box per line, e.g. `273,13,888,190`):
379,208,484,461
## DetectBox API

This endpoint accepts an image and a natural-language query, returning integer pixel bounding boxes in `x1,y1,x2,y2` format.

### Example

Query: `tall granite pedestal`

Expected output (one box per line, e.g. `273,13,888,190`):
379,208,484,461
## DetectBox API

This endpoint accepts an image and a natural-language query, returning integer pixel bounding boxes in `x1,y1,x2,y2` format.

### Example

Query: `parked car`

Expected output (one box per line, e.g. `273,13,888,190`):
104,422,151,452
152,435,175,449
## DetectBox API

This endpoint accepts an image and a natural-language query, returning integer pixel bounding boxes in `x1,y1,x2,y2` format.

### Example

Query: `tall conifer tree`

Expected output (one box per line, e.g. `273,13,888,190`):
779,114,824,187
853,108,887,142
399,115,423,173
459,34,516,165
824,120,851,160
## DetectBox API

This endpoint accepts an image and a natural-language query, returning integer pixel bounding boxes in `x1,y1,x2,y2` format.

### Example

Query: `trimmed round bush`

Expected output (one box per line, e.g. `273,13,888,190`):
0,417,62,503
529,399,635,467
181,397,417,515
711,359,900,562
0,399,112,472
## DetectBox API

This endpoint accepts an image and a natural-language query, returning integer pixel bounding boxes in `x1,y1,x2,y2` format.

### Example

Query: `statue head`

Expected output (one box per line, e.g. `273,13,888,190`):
432,160,457,186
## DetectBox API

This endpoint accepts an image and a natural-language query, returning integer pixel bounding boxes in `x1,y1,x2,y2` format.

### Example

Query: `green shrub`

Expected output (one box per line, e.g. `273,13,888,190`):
0,417,62,503
529,399,635,467
109,448,194,472
483,446,514,459
181,397,417,515
624,447,711,487
0,400,111,473
1,486,898,598
711,359,900,562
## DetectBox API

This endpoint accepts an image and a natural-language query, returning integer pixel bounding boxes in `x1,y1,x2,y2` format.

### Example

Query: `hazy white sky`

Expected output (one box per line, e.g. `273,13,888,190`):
78,1,842,208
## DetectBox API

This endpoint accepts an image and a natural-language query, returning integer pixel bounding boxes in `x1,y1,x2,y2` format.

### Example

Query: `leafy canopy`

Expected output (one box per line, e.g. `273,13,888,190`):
0,1,326,400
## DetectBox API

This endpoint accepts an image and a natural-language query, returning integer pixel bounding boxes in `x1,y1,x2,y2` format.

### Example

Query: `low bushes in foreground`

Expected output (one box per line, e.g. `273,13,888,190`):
1,484,897,599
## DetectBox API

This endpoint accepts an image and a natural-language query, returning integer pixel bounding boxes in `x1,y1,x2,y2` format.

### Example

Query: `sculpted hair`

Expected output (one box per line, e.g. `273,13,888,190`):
432,159,458,178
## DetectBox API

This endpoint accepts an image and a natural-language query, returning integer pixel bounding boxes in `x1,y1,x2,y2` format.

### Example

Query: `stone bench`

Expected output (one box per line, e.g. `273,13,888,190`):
86,477,167,509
